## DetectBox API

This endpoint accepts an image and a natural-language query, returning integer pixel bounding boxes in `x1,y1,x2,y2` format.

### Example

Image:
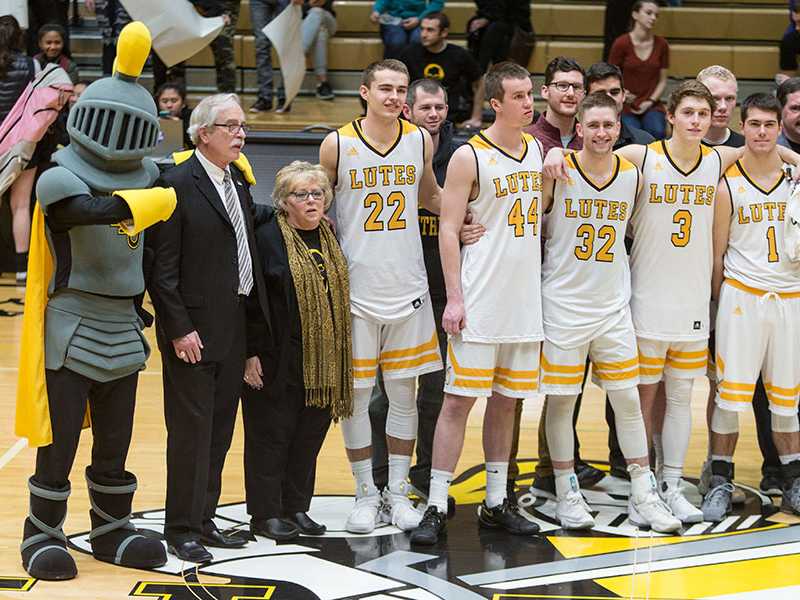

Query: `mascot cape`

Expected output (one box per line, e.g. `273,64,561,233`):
14,22,178,448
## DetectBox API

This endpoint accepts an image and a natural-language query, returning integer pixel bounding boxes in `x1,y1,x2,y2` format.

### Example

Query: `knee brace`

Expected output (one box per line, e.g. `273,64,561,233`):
661,375,694,467
341,387,373,449
607,387,648,459
384,377,418,441
545,394,578,463
711,405,739,435
772,411,800,433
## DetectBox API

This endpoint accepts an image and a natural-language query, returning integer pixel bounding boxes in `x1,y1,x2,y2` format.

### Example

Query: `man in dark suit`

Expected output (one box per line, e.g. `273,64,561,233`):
147,93,270,563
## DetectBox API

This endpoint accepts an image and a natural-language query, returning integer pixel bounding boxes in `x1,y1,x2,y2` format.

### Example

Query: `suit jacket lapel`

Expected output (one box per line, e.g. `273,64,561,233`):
190,154,233,229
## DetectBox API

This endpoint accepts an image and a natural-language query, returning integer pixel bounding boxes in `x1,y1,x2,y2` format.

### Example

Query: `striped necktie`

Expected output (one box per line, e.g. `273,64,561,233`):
222,170,253,295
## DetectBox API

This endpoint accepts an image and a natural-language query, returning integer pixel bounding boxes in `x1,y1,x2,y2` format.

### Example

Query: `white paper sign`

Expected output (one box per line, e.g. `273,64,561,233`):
119,0,224,67
0,0,28,29
264,4,305,107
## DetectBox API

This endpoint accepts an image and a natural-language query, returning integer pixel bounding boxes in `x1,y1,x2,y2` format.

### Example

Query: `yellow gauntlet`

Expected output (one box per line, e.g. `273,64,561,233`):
113,187,177,235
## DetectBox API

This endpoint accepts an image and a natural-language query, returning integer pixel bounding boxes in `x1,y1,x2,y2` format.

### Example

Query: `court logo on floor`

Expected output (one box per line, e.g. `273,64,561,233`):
65,460,800,599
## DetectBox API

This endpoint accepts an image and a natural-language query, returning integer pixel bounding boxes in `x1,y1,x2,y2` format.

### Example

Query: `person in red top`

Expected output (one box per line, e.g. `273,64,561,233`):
608,0,668,139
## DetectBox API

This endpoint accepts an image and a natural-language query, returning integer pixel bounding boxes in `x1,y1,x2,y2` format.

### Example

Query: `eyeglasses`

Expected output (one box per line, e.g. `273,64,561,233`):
289,190,325,201
548,82,585,93
213,121,249,135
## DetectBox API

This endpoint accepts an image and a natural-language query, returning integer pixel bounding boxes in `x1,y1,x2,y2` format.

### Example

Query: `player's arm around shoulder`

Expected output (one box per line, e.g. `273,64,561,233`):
613,144,647,171
712,176,733,300
440,145,477,335
419,127,442,214
319,131,339,188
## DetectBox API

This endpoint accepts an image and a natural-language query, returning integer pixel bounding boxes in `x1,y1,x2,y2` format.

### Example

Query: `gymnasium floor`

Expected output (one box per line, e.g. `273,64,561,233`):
1,263,799,599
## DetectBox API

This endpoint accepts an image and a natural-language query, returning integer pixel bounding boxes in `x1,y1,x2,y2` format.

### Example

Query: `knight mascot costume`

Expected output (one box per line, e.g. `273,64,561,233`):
14,22,176,580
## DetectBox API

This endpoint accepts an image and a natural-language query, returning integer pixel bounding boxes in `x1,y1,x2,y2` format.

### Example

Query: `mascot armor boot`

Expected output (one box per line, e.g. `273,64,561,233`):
15,22,177,580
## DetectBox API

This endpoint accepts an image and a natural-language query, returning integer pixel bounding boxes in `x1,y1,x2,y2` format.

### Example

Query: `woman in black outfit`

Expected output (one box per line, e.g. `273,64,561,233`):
242,161,353,541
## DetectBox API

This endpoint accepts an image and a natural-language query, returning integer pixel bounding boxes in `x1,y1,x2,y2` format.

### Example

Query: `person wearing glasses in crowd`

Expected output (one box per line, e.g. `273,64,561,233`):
146,93,270,563
241,162,353,541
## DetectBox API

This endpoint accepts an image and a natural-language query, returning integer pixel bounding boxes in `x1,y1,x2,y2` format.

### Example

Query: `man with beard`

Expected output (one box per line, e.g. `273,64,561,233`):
399,12,485,127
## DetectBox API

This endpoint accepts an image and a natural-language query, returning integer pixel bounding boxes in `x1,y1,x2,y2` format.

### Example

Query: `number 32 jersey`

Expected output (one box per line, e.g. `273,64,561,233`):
335,118,428,323
629,141,721,341
460,132,544,343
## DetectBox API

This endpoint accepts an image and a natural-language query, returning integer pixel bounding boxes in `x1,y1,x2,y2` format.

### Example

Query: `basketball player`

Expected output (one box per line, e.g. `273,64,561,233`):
702,93,800,521
410,62,543,545
541,92,680,532
544,80,800,524
319,60,443,534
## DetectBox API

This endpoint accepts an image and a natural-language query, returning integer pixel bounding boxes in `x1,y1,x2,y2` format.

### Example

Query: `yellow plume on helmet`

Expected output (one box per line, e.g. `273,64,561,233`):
115,21,152,79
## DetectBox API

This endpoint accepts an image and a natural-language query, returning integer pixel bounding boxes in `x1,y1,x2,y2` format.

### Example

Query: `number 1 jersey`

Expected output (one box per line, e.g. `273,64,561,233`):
460,132,544,343
629,140,721,341
335,118,428,323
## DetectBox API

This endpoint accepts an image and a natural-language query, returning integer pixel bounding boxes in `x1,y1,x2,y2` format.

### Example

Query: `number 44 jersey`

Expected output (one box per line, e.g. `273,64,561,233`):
459,132,544,343
629,140,722,341
335,118,428,323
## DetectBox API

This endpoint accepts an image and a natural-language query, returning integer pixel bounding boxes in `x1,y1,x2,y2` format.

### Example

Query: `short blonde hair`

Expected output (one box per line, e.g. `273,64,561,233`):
272,161,333,214
697,65,736,85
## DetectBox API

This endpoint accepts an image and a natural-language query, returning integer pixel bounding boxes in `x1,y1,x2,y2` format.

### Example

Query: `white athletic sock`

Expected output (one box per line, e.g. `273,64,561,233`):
428,469,452,513
554,467,576,498
351,458,378,498
628,464,656,499
661,464,683,489
388,454,412,494
780,453,800,465
485,461,509,508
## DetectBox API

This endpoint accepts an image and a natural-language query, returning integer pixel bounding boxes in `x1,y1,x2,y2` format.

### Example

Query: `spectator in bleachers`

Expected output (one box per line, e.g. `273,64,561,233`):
34,24,79,84
608,0,668,139
204,0,240,94
249,0,289,112
0,15,37,283
371,0,444,60
777,77,800,153
697,65,744,148
523,56,584,155
86,0,131,75
155,83,194,149
602,0,635,61
586,61,653,149
778,1,800,85
399,13,484,128
26,0,70,56
467,0,534,73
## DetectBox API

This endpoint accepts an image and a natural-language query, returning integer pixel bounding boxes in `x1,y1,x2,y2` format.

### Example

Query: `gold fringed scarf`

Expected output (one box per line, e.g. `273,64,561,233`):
278,213,353,420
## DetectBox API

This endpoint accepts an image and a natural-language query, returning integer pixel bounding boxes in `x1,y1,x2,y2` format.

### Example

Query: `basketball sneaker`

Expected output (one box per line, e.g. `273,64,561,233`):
628,490,682,533
381,484,422,531
660,480,703,524
346,488,381,534
556,489,595,530
409,505,446,545
701,475,734,522
478,499,540,535
781,477,800,515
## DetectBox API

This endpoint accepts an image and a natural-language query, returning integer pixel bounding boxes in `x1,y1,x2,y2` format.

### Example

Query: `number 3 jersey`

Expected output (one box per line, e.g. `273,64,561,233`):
723,161,799,292
542,153,639,348
460,132,544,343
335,118,428,323
629,140,722,341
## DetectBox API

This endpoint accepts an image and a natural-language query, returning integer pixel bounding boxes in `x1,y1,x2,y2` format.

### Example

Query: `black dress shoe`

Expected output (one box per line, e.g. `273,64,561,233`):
290,512,326,536
575,461,606,488
198,529,247,548
167,540,212,563
251,518,300,541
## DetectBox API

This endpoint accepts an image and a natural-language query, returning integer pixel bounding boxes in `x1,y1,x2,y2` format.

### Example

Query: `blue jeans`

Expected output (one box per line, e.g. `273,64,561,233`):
250,0,287,102
302,7,337,77
622,110,666,140
380,24,421,59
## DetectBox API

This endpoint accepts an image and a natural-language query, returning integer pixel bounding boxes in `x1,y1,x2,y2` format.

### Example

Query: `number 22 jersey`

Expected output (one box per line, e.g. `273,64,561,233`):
335,118,428,323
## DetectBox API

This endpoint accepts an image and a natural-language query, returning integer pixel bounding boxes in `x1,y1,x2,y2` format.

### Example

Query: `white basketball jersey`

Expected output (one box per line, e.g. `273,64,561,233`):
460,131,544,343
335,118,428,323
724,161,800,293
542,153,639,348
630,140,721,341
